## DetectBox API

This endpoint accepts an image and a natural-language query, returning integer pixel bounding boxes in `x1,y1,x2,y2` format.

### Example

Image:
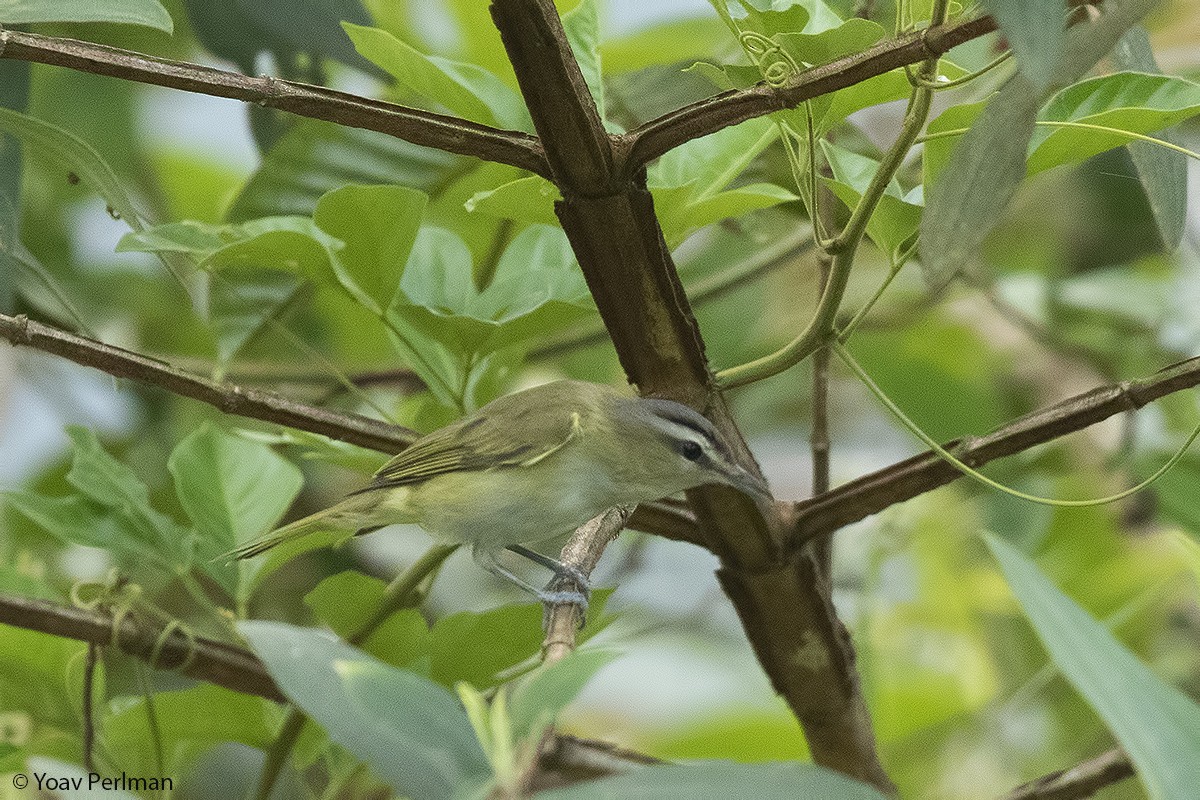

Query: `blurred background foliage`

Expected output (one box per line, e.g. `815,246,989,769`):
1,0,1199,798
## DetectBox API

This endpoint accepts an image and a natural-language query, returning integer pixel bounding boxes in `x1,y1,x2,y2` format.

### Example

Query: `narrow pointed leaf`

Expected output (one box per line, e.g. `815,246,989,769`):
987,535,1200,800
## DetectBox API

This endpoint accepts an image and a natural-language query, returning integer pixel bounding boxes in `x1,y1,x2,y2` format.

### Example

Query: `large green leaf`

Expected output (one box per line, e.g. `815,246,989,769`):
168,424,303,596
1113,26,1187,250
820,139,921,260
63,427,194,566
920,75,1040,288
987,535,1200,800
0,0,172,30
392,225,592,357
0,108,146,231
343,22,529,131
508,648,618,740
314,183,428,314
921,0,1157,287
227,119,461,222
241,621,491,800
304,570,432,668
979,0,1065,90
539,761,889,800
103,684,276,775
1028,72,1200,174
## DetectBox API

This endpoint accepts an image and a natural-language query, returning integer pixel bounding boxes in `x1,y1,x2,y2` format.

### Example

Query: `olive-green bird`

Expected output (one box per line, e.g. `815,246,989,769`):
227,380,770,601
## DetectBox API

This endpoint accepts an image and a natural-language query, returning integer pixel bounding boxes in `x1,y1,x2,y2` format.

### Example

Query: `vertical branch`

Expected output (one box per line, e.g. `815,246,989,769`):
488,0,893,792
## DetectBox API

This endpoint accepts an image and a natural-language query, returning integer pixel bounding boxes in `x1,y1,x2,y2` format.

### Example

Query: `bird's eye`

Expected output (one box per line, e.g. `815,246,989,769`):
680,440,703,462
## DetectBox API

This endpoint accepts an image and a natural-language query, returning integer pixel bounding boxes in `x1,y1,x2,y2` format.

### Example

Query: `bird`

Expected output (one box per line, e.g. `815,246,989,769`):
226,380,770,605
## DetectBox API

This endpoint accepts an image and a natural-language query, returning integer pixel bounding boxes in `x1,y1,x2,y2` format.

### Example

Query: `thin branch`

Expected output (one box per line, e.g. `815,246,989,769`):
0,593,285,702
0,313,419,453
624,15,997,170
542,506,633,663
0,592,658,786
0,26,550,179
792,355,1200,546
1001,749,1134,800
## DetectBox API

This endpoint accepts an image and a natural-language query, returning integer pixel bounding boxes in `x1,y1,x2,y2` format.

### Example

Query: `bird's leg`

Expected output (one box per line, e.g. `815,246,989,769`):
472,545,589,621
506,544,590,629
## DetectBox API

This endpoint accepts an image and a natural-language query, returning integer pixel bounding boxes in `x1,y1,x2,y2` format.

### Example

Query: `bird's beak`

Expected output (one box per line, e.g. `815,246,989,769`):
727,464,773,503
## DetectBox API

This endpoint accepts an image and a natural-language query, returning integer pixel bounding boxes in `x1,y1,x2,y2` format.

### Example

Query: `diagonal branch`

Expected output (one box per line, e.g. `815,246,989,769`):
623,15,997,170
792,356,1200,546
0,25,550,178
0,592,655,785
0,312,419,453
0,592,285,702
1001,748,1134,800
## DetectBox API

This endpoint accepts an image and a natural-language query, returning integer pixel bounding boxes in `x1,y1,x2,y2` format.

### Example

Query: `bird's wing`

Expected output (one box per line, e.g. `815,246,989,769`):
362,400,583,490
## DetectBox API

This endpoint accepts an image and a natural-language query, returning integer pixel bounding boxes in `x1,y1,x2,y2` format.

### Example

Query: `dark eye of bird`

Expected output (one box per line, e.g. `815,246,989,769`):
680,440,703,462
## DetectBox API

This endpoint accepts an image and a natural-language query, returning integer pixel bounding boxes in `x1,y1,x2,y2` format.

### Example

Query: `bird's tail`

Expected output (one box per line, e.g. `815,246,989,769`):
222,492,390,561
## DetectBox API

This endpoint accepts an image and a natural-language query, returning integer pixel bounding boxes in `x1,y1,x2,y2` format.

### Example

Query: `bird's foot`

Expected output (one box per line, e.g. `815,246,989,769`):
539,571,590,630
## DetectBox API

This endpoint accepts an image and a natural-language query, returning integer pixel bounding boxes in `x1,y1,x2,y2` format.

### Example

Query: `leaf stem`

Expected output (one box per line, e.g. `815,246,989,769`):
834,341,1200,507
717,5,946,389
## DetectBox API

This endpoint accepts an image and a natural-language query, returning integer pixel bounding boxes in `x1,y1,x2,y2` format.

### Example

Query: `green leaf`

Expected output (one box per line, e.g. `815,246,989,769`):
1028,72,1200,175
427,591,613,690
777,17,884,67
115,220,225,256
921,76,1040,288
539,761,889,800
0,0,172,31
207,267,306,368
820,140,921,259
648,117,788,246
562,0,606,124
314,183,429,314
393,225,592,357
465,176,562,226
343,22,529,131
304,570,432,669
920,0,1158,287
241,621,491,800
4,492,132,554
0,108,146,231
63,428,193,565
227,120,461,222
168,424,303,595
103,684,275,774
1113,26,1187,250
979,0,1065,91
986,534,1200,800
508,648,619,740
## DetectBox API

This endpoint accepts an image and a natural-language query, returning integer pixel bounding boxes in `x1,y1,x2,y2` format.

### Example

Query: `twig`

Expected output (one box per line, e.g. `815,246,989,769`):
0,313,418,453
0,592,658,787
0,26,550,178
0,593,284,702
542,506,633,663
624,15,998,171
793,355,1200,545
1001,748,1134,800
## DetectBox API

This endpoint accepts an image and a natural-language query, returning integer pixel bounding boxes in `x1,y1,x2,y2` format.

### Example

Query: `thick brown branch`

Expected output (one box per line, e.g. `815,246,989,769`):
1001,748,1134,800
0,593,285,702
0,26,550,178
0,313,418,453
624,15,997,170
793,356,1200,544
490,0,891,792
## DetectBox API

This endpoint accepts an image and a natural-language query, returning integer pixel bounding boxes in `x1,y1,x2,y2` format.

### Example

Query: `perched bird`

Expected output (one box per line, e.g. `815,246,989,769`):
227,380,770,603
